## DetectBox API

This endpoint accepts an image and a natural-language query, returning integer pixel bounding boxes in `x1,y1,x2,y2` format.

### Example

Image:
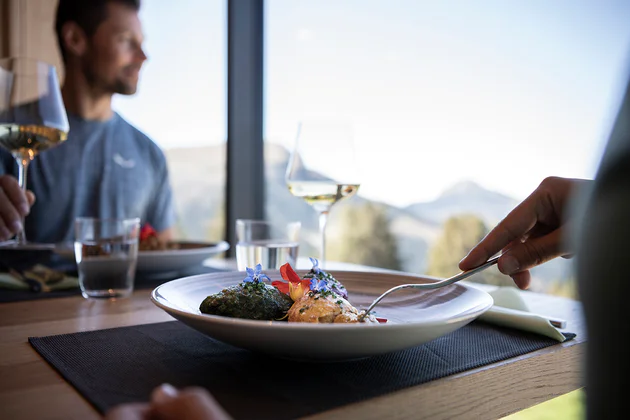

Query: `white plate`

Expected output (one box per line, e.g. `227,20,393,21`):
151,270,494,361
55,241,230,273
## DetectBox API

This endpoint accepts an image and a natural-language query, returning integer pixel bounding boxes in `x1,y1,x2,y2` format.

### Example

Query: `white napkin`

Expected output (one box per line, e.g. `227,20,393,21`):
478,286,568,342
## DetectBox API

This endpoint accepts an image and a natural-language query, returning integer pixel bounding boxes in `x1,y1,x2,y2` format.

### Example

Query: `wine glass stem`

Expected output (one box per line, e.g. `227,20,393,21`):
15,156,29,244
318,210,329,268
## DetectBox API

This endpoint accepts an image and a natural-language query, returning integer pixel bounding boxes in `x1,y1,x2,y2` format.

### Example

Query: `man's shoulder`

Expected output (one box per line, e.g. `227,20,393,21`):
115,113,167,162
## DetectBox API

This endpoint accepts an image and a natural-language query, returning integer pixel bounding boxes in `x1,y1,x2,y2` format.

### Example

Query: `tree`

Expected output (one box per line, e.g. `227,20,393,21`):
329,202,402,270
427,214,512,286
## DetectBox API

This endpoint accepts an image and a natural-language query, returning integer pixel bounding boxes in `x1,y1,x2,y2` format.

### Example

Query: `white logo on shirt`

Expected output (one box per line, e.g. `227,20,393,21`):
113,153,136,168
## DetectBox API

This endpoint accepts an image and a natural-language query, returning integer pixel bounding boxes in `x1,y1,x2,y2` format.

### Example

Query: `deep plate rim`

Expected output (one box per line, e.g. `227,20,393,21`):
150,270,494,331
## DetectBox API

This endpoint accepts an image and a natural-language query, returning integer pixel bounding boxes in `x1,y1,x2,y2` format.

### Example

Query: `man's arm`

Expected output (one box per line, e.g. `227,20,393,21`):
157,227,174,243
145,149,176,237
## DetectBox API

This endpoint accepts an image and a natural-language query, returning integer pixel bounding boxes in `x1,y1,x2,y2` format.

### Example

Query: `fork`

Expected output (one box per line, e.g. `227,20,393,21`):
358,255,501,321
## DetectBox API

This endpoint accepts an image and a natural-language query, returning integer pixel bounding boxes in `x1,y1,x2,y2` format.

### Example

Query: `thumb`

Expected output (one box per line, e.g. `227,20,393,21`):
26,190,36,206
151,383,179,404
498,228,567,276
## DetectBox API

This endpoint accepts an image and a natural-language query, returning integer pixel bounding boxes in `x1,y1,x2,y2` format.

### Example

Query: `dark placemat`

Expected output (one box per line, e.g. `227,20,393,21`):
29,320,575,420
0,264,229,303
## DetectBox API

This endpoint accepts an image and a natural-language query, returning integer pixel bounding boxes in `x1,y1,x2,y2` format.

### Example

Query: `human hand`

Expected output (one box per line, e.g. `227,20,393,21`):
459,176,590,289
104,383,233,420
0,175,35,241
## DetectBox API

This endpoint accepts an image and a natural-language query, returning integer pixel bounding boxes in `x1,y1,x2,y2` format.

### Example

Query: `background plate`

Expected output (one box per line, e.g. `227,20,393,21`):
55,241,230,273
135,241,230,272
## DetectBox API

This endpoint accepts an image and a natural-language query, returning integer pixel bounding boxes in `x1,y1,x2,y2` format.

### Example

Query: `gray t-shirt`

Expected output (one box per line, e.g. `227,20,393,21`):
0,112,175,243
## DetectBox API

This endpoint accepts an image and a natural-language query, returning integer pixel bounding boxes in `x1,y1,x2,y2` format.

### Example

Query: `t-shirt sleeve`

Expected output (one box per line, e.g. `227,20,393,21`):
145,153,176,232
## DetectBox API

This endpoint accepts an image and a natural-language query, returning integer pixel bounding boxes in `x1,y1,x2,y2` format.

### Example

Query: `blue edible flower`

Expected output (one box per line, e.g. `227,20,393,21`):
243,264,270,283
310,277,329,292
309,257,322,275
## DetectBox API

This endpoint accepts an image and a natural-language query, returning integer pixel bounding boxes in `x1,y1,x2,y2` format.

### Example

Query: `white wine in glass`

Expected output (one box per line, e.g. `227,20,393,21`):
0,58,69,248
287,182,360,213
285,119,361,267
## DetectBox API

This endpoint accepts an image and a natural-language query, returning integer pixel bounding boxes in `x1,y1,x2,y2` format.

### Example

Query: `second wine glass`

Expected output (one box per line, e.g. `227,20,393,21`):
285,119,361,268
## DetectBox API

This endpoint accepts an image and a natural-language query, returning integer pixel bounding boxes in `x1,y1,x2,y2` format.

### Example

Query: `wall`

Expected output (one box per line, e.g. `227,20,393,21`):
0,0,64,79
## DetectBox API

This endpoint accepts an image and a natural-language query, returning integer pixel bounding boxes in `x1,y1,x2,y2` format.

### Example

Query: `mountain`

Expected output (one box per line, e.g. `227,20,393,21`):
405,180,519,226
163,144,572,288
263,143,439,273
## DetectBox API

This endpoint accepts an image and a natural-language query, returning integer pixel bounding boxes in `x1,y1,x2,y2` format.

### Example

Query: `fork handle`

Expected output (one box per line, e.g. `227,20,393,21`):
420,254,501,289
359,255,501,320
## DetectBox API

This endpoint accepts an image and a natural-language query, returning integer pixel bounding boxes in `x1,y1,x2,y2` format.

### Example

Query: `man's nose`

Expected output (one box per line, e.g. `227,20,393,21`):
136,46,147,63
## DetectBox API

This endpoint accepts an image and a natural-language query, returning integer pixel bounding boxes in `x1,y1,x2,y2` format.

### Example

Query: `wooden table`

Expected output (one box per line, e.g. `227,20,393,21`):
0,259,585,420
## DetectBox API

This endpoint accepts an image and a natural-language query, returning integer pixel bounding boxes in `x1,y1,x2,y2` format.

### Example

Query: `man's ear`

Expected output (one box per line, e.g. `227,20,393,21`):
61,22,88,58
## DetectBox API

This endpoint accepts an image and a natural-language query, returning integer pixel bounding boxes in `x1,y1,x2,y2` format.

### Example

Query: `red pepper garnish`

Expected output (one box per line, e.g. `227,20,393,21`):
140,223,158,241
376,317,388,324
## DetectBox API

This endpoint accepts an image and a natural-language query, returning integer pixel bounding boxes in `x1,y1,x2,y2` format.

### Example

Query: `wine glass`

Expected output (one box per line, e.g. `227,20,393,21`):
285,118,361,268
0,57,69,248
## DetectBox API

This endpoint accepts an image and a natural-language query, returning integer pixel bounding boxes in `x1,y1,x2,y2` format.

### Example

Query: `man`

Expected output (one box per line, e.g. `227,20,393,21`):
0,0,174,244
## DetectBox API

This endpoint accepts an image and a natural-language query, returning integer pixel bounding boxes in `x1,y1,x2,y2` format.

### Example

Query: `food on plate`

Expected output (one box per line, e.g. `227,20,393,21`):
139,223,179,251
199,264,293,320
299,257,348,299
199,258,384,324
275,259,377,324
286,290,365,323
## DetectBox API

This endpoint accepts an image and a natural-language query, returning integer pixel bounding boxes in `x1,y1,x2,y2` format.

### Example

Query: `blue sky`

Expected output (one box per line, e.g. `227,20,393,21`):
113,0,630,206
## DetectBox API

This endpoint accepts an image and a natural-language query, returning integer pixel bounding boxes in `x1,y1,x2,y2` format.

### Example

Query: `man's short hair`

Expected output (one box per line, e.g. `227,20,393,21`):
55,0,141,63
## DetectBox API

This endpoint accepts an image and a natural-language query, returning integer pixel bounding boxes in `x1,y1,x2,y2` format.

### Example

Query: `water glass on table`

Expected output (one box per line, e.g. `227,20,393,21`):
74,217,140,299
235,220,300,271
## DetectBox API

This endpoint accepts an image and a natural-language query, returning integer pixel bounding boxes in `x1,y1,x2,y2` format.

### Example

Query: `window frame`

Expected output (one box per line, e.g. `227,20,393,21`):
225,0,265,256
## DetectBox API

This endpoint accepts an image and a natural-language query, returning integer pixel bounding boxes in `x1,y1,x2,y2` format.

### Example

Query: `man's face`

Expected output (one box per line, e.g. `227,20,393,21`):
82,2,147,95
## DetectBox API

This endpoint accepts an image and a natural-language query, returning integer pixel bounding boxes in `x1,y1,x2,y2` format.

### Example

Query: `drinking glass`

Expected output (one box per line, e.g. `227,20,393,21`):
235,219,301,271
285,119,360,268
74,217,140,299
0,57,69,248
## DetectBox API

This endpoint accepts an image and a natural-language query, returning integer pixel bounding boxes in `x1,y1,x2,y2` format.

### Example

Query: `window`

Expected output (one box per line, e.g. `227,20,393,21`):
265,0,630,295
113,0,227,242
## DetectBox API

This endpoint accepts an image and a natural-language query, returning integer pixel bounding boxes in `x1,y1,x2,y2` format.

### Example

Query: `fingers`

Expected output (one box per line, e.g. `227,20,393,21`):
459,176,580,271
0,187,23,239
510,270,531,290
459,192,541,270
149,384,233,420
0,214,11,240
103,403,150,420
458,176,586,290
0,175,30,215
493,227,568,289
0,175,33,240
151,383,179,404
26,190,36,206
